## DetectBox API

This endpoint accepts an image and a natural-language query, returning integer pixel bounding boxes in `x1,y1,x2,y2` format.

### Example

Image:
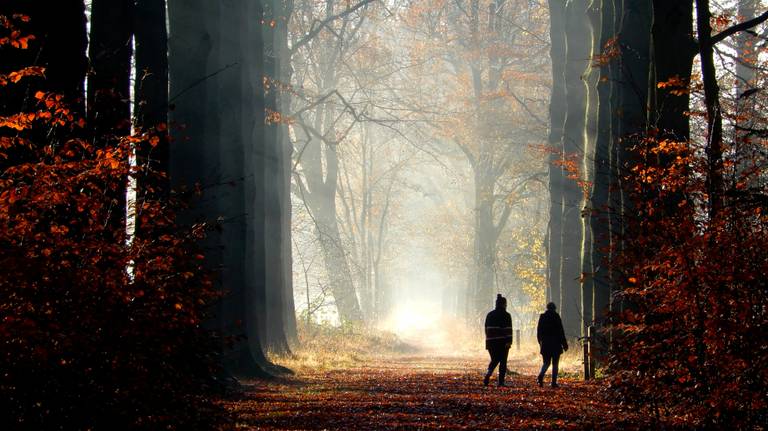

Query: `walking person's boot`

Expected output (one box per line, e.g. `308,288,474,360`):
536,374,543,387
483,372,491,386
498,368,506,387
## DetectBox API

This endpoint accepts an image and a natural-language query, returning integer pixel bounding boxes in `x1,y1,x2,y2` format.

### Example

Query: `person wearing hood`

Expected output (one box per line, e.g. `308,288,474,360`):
483,294,513,387
536,302,568,387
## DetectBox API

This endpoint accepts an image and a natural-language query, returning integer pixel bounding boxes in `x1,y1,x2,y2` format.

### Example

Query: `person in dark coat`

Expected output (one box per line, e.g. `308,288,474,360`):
536,302,568,387
483,294,513,386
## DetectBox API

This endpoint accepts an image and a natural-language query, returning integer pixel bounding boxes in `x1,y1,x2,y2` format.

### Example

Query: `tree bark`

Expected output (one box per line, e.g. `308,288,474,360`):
88,0,134,234
262,0,292,355
547,0,567,311
650,0,695,142
590,0,617,326
561,0,592,338
134,0,170,201
88,0,133,138
695,0,725,219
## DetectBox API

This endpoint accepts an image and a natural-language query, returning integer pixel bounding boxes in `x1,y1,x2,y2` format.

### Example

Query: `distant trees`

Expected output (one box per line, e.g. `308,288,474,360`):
397,0,551,322
289,0,433,324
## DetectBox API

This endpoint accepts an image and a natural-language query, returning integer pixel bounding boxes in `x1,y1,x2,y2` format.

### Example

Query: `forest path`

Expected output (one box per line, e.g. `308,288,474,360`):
223,354,662,430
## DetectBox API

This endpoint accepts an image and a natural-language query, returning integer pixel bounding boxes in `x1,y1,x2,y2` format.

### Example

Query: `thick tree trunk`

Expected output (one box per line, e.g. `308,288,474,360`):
88,0,134,233
88,0,133,138
168,0,286,377
613,0,652,315
561,0,592,338
278,8,299,342
651,0,695,142
134,0,170,200
262,0,292,355
547,0,567,309
581,0,603,332
648,0,695,221
590,0,616,325
472,169,497,318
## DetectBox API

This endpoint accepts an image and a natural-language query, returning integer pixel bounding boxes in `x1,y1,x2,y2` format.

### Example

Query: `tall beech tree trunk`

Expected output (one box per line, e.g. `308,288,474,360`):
134,0,170,201
168,0,289,378
560,0,592,338
650,0,695,142
590,0,616,326
649,0,695,219
88,0,134,232
581,0,602,333
615,0,651,301
262,0,292,355
547,0,567,309
276,0,299,344
88,0,133,138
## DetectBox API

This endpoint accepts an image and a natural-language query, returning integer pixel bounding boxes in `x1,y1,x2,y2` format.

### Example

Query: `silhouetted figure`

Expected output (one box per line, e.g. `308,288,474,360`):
484,294,513,387
537,302,568,387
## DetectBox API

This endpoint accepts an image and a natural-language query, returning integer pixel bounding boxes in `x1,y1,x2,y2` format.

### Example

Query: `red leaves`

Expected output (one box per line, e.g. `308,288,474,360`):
611,127,768,427
0,20,225,428
223,356,671,430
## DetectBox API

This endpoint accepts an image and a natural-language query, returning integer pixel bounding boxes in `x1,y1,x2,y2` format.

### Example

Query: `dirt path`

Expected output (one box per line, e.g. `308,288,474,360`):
222,354,668,430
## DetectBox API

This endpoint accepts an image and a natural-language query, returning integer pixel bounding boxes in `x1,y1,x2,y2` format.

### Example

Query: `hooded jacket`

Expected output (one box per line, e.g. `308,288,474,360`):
536,309,568,355
484,307,512,350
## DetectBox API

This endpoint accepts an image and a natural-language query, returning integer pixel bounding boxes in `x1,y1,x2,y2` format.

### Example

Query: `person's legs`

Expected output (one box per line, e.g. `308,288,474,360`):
538,353,551,386
485,348,501,386
498,348,509,386
551,353,560,387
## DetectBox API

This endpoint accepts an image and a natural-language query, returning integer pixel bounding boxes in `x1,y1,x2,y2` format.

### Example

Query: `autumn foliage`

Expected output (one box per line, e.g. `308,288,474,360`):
609,127,768,425
0,15,225,429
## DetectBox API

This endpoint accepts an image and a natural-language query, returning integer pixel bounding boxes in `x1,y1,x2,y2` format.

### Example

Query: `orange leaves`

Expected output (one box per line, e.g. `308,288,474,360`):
1,34,225,428
657,76,690,96
0,66,45,87
0,30,35,49
225,355,670,430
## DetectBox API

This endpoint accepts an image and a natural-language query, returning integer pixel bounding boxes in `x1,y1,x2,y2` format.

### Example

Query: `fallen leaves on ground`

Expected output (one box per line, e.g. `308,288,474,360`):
222,355,689,430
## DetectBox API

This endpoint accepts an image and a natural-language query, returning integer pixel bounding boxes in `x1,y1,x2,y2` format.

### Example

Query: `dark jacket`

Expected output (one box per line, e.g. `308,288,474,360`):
484,308,512,350
537,310,568,355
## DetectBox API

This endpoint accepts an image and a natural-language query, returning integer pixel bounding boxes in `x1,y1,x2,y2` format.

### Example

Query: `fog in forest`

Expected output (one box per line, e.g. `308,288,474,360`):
287,0,550,352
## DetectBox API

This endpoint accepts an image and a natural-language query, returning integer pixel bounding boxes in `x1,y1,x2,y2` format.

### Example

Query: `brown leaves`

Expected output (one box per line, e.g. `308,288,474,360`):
223,356,671,430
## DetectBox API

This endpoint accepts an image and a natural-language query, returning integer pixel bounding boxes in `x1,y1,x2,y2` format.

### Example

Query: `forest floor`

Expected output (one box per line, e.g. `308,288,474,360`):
222,352,682,430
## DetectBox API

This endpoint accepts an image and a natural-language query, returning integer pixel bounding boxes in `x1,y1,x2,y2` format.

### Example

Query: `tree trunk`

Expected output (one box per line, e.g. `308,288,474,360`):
262,0,292,355
614,0,652,315
88,0,133,138
561,0,592,338
472,168,497,318
134,0,170,201
581,0,603,332
168,0,283,377
695,0,725,220
547,0,567,310
590,0,617,325
651,0,695,142
88,0,134,234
